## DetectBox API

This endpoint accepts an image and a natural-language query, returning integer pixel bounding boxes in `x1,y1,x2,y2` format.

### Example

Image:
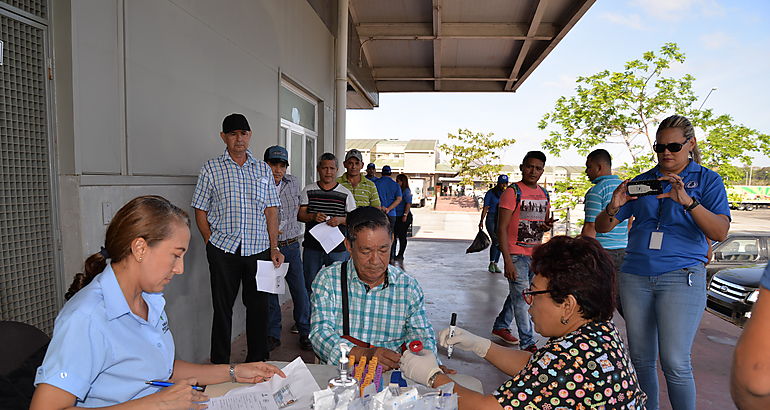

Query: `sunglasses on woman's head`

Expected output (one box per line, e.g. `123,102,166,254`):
653,137,691,153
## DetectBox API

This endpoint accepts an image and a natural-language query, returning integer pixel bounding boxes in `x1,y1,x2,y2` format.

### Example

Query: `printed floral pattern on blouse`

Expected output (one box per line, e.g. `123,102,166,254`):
493,321,646,409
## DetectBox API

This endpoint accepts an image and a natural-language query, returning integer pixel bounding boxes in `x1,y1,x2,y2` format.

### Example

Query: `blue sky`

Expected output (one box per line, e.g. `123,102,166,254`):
347,0,770,169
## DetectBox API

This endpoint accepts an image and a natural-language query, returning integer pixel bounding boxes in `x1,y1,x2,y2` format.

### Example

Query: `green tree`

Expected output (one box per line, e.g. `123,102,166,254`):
439,129,516,187
539,42,770,186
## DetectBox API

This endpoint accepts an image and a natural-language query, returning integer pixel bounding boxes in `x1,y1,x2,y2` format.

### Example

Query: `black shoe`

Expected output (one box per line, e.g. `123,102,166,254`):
267,336,281,352
290,324,299,334
299,334,313,351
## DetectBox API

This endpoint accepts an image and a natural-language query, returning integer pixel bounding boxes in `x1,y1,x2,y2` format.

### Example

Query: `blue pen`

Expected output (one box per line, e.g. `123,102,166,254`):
146,380,205,392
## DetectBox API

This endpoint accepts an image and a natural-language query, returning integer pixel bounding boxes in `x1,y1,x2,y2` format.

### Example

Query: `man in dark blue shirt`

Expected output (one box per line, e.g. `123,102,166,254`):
478,175,508,273
374,165,402,262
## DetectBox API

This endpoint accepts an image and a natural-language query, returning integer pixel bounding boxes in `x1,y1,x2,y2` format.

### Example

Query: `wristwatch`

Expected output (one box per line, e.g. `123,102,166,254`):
229,364,237,383
428,370,444,388
685,198,701,212
605,204,619,217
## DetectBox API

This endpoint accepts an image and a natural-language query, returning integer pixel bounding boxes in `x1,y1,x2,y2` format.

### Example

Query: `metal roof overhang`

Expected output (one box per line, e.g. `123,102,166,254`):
344,0,596,109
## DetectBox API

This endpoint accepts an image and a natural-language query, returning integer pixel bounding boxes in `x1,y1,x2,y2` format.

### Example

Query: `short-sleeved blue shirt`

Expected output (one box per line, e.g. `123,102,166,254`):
483,188,504,217
615,161,731,276
394,188,412,216
375,176,403,217
35,265,175,407
761,263,770,290
584,175,628,250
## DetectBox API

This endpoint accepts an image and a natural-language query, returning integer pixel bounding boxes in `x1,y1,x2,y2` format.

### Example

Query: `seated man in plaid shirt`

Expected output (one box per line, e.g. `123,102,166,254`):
310,207,452,372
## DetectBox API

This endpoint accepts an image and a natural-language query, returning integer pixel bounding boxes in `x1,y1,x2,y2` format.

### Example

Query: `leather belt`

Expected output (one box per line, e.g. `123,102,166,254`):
277,236,300,248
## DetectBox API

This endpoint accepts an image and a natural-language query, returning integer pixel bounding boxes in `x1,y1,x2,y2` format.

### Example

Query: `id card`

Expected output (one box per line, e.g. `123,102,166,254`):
649,231,663,250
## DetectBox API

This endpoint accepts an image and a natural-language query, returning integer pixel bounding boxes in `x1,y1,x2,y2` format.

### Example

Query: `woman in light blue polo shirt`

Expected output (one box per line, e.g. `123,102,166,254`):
596,115,730,410
31,196,284,409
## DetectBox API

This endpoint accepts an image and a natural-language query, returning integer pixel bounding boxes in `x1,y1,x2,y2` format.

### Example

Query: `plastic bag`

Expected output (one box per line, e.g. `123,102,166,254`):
465,229,490,253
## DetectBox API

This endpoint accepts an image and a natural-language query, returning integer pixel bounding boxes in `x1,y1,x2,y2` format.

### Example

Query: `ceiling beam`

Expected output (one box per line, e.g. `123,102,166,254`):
432,0,442,91
356,22,557,40
373,67,510,81
511,0,596,92
505,0,549,91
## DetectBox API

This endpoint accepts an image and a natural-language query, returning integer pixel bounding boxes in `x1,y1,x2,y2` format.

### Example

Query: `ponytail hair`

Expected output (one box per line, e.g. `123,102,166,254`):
65,195,190,300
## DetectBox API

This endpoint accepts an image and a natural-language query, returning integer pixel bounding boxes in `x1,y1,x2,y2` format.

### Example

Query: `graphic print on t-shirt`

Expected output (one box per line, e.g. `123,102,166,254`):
516,198,548,247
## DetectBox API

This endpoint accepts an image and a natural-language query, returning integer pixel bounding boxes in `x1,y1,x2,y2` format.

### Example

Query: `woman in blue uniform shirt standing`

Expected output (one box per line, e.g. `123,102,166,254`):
31,196,284,409
596,115,731,410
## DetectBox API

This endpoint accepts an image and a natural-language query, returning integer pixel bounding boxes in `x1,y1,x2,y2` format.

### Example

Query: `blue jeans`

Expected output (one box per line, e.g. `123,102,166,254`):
302,247,350,295
268,242,311,339
485,215,500,263
620,264,706,410
492,255,535,347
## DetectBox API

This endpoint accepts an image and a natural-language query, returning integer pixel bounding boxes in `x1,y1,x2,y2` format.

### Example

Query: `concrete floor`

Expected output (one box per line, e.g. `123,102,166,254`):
231,238,741,409
228,206,770,409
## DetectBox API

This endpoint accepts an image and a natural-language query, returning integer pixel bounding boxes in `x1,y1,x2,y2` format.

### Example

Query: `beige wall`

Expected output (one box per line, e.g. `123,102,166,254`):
53,0,336,361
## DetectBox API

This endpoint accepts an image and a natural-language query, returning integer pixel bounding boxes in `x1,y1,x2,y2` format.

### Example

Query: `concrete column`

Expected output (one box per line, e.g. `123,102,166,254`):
335,0,349,162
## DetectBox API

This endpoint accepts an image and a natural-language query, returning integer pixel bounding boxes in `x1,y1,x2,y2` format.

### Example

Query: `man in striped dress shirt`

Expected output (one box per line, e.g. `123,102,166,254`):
581,149,629,316
192,113,283,364
298,153,357,295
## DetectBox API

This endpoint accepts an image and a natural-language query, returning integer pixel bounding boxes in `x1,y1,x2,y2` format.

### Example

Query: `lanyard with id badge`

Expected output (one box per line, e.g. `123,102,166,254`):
650,199,665,250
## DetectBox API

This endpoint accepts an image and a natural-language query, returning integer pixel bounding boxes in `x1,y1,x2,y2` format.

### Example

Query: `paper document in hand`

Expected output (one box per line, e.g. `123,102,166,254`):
256,261,289,294
207,357,319,410
309,222,345,253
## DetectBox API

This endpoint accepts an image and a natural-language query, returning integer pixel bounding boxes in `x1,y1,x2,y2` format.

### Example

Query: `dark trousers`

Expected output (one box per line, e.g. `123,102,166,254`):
606,248,626,318
207,242,270,364
388,215,397,260
394,213,413,257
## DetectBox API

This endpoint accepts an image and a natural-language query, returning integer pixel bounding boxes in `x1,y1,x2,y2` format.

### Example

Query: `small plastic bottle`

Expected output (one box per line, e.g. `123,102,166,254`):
327,343,359,403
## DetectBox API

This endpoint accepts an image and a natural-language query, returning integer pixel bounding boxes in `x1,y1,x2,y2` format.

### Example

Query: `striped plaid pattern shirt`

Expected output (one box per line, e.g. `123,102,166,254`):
276,174,302,242
337,173,381,208
584,175,628,250
310,261,437,365
191,149,280,255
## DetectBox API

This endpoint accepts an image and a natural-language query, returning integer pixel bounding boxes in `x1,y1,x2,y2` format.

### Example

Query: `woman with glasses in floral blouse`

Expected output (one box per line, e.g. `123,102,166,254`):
400,236,646,409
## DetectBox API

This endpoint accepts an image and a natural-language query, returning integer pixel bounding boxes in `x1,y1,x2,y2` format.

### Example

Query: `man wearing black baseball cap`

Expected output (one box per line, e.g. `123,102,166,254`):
192,113,284,363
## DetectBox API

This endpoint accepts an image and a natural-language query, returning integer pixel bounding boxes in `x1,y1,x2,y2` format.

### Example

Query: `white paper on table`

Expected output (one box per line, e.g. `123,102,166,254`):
309,222,345,253
256,261,289,294
207,357,320,410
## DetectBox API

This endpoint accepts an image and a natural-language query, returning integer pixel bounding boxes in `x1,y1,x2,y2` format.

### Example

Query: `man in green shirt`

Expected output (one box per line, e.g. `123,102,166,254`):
338,149,381,208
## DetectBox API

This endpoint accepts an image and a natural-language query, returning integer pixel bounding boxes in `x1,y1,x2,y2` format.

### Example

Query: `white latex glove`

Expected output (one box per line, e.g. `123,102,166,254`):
399,350,442,387
438,326,491,358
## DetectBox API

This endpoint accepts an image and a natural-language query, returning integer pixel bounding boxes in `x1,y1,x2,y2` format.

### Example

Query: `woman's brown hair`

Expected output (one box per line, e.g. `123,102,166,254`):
64,195,190,300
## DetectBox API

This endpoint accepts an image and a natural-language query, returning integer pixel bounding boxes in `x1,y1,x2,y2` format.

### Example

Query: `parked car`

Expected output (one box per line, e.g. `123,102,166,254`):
706,263,767,327
707,232,770,282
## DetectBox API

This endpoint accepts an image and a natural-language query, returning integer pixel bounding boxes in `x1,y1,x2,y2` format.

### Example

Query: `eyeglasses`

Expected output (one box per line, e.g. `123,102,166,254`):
653,137,691,153
522,288,555,305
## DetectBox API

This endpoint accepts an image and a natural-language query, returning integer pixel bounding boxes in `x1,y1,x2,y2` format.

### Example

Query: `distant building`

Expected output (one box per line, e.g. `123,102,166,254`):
347,138,585,196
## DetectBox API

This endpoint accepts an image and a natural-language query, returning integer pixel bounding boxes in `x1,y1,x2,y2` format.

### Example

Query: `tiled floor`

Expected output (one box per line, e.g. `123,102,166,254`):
231,238,741,409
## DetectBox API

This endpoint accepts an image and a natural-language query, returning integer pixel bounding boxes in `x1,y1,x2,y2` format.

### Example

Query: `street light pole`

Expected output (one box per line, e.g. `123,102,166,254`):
698,87,718,110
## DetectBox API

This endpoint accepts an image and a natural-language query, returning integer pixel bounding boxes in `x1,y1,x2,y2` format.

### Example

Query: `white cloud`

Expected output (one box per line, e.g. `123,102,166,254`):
599,12,646,30
629,0,725,21
700,32,731,49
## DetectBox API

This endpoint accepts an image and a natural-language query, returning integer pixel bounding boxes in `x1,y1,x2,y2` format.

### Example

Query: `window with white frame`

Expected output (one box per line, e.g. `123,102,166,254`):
279,81,318,187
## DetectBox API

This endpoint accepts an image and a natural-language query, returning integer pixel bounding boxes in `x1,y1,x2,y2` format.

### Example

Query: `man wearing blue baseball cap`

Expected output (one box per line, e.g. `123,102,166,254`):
479,175,509,274
374,165,402,262
365,163,379,182
263,145,312,351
